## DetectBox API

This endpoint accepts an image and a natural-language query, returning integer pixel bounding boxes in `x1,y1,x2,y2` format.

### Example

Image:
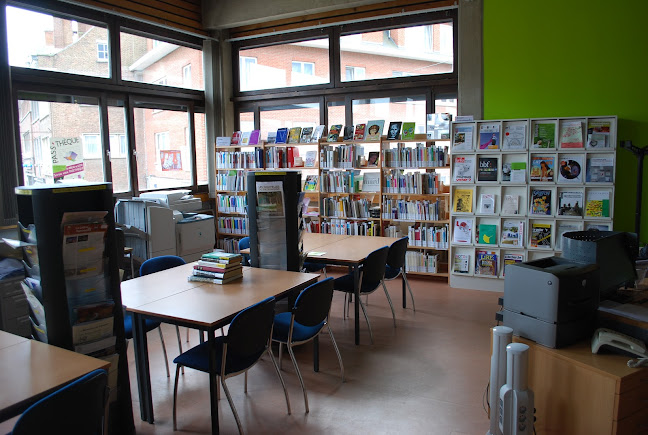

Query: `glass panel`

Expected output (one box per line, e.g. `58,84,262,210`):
195,112,208,185
17,97,104,185
352,95,426,134
6,6,110,78
435,96,457,119
120,32,204,90
238,38,329,91
259,102,319,142
327,101,345,129
133,107,191,190
340,22,453,83
239,111,255,133
107,105,130,193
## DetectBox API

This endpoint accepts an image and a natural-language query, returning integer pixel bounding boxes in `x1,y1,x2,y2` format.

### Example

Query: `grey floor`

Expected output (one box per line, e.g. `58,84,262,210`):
127,275,500,435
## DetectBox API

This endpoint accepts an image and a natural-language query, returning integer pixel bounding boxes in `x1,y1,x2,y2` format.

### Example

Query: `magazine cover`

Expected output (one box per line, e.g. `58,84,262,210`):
365,120,384,141
559,121,584,148
586,156,614,182
586,120,611,148
328,124,342,142
477,224,497,244
354,123,366,141
402,122,416,140
453,189,473,213
231,131,242,145
530,189,552,215
475,250,498,276
585,190,610,217
343,125,354,141
248,130,261,145
558,191,583,216
387,121,402,140
557,156,583,183
502,122,526,150
275,128,288,144
531,223,552,248
311,125,327,142
300,127,313,143
501,220,524,246
478,123,500,150
452,155,475,183
453,218,473,244
503,254,524,276
478,193,495,214
532,122,556,148
530,156,555,182
477,157,498,181
452,125,474,151
501,194,519,215
453,254,470,274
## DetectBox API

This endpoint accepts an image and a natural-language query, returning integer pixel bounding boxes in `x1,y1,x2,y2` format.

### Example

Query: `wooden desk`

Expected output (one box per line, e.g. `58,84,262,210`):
0,330,110,422
121,265,319,433
515,337,648,434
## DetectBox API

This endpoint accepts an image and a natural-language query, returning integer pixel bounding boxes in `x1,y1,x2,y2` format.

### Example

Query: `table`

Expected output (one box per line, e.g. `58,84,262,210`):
303,234,401,345
121,264,319,433
0,330,110,422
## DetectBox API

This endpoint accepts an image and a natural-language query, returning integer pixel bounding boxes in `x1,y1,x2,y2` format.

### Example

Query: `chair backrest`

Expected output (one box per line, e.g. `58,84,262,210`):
225,297,276,359
140,255,186,276
238,237,250,251
293,277,334,327
360,246,390,292
386,236,409,270
11,369,108,435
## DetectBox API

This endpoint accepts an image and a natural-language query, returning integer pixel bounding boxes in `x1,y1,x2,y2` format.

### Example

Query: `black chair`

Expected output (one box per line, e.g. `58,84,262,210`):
302,261,327,277
172,297,291,433
382,236,416,311
333,246,391,344
272,277,344,413
11,369,108,435
238,236,251,266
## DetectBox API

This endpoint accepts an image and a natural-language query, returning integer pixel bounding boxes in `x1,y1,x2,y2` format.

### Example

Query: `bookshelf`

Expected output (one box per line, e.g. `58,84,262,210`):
448,116,617,291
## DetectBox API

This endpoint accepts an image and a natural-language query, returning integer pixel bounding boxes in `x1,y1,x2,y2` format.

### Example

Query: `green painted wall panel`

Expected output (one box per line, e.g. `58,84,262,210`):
483,0,648,245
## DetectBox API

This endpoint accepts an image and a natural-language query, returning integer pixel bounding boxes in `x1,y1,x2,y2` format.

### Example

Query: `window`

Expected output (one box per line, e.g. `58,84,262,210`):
30,101,39,120
109,134,127,158
155,77,168,86
83,134,102,159
182,64,191,87
97,41,108,62
154,131,170,153
352,95,427,133
345,66,365,81
292,61,314,75
239,56,257,91
259,102,319,141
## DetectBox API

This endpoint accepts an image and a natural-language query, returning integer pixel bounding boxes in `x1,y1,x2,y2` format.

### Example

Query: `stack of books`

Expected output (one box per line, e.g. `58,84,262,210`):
188,252,243,284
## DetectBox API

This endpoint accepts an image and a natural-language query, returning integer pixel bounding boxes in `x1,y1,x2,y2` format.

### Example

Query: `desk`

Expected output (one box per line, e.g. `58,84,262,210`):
0,330,110,422
304,234,400,345
121,265,319,433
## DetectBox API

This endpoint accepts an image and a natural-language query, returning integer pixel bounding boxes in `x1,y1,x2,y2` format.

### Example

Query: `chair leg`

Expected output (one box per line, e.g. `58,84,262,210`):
267,348,291,415
221,377,244,435
157,327,170,377
403,273,416,312
381,280,397,328
278,342,283,370
358,297,374,344
244,371,248,394
172,365,181,431
323,267,327,278
175,326,184,375
186,327,190,343
287,345,309,413
326,325,345,382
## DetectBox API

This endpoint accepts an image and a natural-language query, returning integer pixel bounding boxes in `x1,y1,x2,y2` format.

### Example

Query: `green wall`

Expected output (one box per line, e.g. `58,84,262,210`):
483,0,648,245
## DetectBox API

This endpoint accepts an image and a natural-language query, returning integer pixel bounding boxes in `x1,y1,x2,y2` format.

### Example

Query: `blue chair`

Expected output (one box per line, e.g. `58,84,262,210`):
381,236,416,311
11,369,108,435
124,255,186,377
272,277,344,413
172,297,291,433
333,246,391,344
238,236,251,266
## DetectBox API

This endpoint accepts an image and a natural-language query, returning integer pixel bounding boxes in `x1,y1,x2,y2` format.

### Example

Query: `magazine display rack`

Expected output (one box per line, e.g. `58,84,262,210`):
449,116,617,291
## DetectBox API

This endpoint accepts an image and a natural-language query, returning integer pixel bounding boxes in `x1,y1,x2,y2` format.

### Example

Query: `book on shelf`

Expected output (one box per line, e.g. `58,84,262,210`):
530,223,552,248
559,121,583,148
586,156,614,182
312,125,327,142
288,127,302,144
361,172,381,192
478,193,495,214
241,131,251,145
303,175,318,191
502,122,526,150
328,124,342,142
248,129,260,145
532,122,556,149
557,155,583,183
453,254,470,274
300,127,313,143
555,222,580,250
477,157,498,181
304,150,317,168
188,274,243,285
452,155,475,183
585,190,610,217
475,250,498,277
530,155,555,182
216,136,231,147
501,220,524,247
365,120,384,141
401,122,416,140
501,194,519,215
586,120,611,148
478,123,500,150
343,125,354,141
266,131,277,144
231,131,242,145
427,113,452,139
275,128,288,144
503,254,524,276
452,124,474,151
367,151,379,166
477,224,497,244
452,217,473,244
453,189,473,213
530,189,552,215
387,121,402,140
354,123,366,141
558,191,583,216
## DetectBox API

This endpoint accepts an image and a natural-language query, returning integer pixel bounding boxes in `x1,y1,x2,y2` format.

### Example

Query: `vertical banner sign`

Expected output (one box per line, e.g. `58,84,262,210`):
50,137,84,180
160,150,183,171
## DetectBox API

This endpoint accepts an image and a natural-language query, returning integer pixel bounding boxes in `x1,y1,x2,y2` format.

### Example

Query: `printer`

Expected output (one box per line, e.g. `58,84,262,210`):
500,256,599,348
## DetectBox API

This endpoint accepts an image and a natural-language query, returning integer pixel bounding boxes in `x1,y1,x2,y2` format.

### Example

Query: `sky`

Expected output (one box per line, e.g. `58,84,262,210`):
6,6,53,66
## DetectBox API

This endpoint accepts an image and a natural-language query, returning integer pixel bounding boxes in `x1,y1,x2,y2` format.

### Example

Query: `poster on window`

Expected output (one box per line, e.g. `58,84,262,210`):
50,137,84,180
160,150,182,171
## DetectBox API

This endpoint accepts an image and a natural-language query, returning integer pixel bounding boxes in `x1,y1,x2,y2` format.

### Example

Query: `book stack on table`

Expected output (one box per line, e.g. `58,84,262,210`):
188,252,243,284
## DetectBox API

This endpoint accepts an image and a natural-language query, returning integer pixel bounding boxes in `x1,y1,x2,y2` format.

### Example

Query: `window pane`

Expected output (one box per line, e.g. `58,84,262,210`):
340,22,453,83
7,6,110,78
134,107,191,190
120,32,204,90
17,97,104,184
327,101,345,129
239,111,254,133
238,38,329,91
352,95,426,134
259,102,319,142
435,96,457,120
195,113,208,185
107,105,130,193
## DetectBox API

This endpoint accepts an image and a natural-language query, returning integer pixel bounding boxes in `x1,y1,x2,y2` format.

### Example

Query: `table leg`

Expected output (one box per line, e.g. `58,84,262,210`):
313,335,319,372
208,330,220,434
353,264,360,345
131,312,154,423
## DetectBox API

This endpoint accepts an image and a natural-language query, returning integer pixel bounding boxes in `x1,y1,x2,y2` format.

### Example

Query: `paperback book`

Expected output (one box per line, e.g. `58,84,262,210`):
530,189,552,215
266,131,277,144
328,124,342,142
452,155,475,183
501,194,519,215
557,155,583,183
365,120,385,141
304,150,317,168
475,250,498,277
275,128,288,144
300,127,313,143
558,191,583,216
452,125,474,151
248,130,260,145
477,224,497,245
303,175,318,191
354,124,366,141
532,122,556,149
453,189,473,213
216,137,231,147
478,193,495,214
401,122,416,140
501,220,524,247
241,131,251,146
343,125,354,141
361,172,381,192
503,254,524,276
427,113,452,139
478,123,500,150
311,125,327,142
585,190,610,217
586,156,614,182
559,121,584,148
531,223,552,248
586,120,611,148
530,155,555,182
367,151,380,167
453,254,470,274
387,121,402,140
453,218,473,244
477,157,498,181
502,122,526,150
231,131,242,146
